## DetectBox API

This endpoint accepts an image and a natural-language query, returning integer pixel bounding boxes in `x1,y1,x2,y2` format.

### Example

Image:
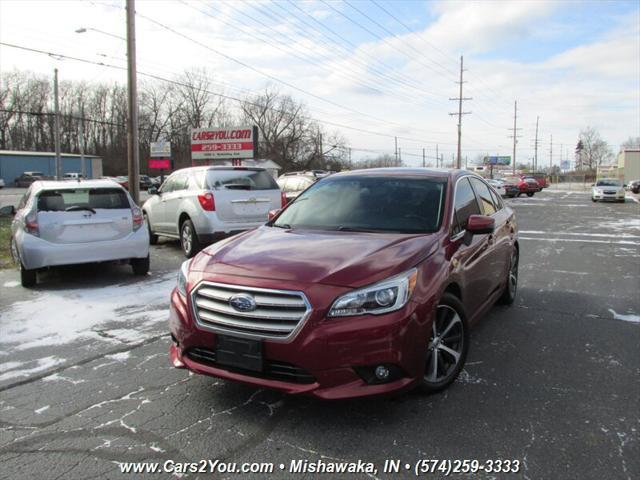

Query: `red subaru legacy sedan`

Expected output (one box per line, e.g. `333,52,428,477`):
169,169,519,399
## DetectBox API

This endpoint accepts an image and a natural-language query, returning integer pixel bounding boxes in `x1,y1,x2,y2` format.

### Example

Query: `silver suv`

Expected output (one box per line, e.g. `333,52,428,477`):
142,166,284,257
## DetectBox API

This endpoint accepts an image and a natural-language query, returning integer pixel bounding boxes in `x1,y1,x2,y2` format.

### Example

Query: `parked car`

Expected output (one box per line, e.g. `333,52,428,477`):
10,180,149,287
63,172,83,180
520,173,548,188
139,175,154,190
591,178,626,203
0,178,5,189
277,171,322,203
115,176,129,189
143,166,286,257
168,169,519,399
14,172,46,188
628,179,640,194
503,176,540,197
493,178,520,198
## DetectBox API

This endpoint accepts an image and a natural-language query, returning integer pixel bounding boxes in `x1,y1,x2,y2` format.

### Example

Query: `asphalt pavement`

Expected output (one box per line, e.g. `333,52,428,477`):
0,189,638,479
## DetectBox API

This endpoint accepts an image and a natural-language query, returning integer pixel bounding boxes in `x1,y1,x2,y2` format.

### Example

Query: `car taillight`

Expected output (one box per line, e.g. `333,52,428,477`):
280,191,287,208
24,211,39,236
198,192,215,211
132,206,143,231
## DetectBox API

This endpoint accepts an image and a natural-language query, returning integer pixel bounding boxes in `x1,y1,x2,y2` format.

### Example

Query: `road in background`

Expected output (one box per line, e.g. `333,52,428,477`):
0,189,638,479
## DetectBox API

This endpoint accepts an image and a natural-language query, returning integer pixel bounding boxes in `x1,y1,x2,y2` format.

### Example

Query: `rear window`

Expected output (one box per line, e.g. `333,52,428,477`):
37,188,130,211
206,169,278,191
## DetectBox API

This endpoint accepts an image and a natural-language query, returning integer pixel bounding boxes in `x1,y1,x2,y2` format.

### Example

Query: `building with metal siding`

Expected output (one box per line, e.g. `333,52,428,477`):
0,151,102,186
616,149,640,183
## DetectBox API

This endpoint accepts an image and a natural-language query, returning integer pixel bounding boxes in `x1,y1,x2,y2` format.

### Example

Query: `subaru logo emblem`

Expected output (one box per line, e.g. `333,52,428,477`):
229,293,256,312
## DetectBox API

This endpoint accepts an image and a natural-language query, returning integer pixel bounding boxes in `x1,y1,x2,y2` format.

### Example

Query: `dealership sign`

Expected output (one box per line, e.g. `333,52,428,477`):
483,156,511,165
149,140,171,169
191,126,258,160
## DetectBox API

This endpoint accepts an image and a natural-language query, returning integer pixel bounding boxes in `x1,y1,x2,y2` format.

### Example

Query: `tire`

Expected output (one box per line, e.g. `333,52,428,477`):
591,197,597,202
20,263,37,287
180,219,201,258
499,247,518,305
144,213,158,245
517,192,522,197
131,255,150,275
526,192,534,197
417,292,469,393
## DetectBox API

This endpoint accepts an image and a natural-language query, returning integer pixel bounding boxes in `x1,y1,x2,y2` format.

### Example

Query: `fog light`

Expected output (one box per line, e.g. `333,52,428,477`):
374,365,390,380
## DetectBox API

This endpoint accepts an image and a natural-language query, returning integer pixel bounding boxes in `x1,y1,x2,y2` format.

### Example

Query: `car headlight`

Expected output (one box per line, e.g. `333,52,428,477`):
177,260,190,296
594,188,602,194
328,268,418,317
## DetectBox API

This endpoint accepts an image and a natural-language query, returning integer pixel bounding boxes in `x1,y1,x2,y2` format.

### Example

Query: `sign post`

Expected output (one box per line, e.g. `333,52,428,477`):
149,140,171,183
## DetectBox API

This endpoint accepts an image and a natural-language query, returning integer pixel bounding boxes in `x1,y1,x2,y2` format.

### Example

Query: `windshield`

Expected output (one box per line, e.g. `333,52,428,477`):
596,179,622,187
206,169,278,190
273,175,447,233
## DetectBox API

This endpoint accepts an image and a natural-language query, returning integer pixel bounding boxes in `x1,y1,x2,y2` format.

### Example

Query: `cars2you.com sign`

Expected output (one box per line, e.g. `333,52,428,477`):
191,126,258,160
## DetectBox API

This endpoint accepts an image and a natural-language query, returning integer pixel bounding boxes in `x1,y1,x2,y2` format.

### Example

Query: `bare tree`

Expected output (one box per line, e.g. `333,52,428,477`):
622,136,640,149
576,127,613,170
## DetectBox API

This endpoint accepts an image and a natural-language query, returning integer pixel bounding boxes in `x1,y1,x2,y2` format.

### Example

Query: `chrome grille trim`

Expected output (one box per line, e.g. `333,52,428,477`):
191,281,312,342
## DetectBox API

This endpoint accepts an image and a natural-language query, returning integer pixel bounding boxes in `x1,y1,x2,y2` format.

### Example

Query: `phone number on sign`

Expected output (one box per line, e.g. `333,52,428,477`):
410,459,520,476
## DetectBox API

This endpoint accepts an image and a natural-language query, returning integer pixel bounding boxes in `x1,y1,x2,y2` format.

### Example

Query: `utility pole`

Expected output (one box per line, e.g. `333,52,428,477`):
422,148,425,167
394,136,398,163
436,144,439,167
53,68,61,180
319,132,323,167
549,134,553,170
465,155,468,169
348,147,351,164
533,116,540,172
508,100,522,175
126,0,140,204
449,55,472,169
440,154,443,169
398,148,402,164
79,113,85,178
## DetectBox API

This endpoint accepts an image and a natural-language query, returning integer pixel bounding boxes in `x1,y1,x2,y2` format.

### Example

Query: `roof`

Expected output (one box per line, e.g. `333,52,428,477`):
30,179,124,191
334,167,467,179
174,166,266,173
0,150,101,158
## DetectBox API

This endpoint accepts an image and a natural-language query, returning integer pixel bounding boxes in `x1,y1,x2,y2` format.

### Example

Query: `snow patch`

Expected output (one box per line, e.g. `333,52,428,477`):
3,281,20,288
608,309,640,324
0,356,66,382
34,405,50,414
0,273,175,350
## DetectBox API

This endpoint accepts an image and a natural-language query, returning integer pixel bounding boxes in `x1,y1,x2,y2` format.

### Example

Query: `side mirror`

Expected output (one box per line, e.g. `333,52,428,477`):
148,187,159,195
463,215,495,245
0,205,16,216
268,209,281,221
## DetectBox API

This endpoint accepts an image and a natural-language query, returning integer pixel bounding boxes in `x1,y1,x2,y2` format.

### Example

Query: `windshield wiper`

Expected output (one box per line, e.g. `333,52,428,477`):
65,205,97,214
272,223,292,229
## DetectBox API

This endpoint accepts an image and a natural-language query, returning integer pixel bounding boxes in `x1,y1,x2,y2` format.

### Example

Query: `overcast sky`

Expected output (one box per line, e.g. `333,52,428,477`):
1,0,638,167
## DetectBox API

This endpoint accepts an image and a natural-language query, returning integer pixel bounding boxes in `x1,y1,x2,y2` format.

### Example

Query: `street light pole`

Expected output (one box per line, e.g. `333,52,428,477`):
126,0,140,204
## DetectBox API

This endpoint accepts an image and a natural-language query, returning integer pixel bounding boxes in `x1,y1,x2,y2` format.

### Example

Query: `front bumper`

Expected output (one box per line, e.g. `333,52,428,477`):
16,227,149,270
592,191,625,201
168,280,434,399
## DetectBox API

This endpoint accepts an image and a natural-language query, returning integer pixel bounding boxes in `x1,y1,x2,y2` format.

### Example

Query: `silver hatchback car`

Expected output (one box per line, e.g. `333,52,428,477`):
142,167,285,257
10,180,150,287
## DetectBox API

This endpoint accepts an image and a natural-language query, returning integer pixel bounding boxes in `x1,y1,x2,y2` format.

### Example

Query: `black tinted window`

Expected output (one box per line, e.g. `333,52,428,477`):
274,176,447,233
207,169,278,190
37,188,129,211
469,178,497,216
453,177,480,235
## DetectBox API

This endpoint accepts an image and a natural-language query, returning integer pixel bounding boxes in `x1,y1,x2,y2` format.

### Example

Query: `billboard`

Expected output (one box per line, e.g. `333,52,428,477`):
191,126,257,160
150,141,171,158
149,159,170,169
561,160,570,170
483,156,511,165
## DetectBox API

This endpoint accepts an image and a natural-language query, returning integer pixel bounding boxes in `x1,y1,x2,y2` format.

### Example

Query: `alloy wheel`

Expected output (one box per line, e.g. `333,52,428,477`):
181,224,193,255
508,250,518,298
425,305,464,383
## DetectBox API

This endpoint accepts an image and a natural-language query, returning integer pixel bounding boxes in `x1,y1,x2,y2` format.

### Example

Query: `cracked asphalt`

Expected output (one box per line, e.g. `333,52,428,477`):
1,188,638,479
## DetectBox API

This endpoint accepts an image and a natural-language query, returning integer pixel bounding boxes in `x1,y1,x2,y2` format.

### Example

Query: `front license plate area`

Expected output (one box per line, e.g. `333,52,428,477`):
215,335,263,372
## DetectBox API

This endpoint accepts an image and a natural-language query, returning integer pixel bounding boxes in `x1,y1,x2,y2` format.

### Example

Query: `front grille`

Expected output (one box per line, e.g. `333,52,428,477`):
185,347,316,384
603,191,616,194
191,282,311,340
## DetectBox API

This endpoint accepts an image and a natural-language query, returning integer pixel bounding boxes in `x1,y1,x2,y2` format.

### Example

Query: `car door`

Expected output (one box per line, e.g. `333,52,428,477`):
469,177,510,293
448,177,497,318
152,175,175,233
162,173,188,235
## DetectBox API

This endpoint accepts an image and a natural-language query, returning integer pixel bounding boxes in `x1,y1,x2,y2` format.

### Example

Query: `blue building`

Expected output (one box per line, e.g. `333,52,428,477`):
0,150,103,186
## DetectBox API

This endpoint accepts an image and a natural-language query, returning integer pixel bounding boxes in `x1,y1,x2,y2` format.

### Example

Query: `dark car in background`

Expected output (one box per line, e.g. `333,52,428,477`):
14,172,48,187
169,169,519,399
628,179,640,194
139,175,154,190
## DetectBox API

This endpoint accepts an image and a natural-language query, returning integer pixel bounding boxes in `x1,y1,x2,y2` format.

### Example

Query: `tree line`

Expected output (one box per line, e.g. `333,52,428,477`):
0,69,355,176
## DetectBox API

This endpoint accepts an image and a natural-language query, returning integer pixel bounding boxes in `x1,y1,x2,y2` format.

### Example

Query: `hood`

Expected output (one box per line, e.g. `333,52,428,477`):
190,226,439,288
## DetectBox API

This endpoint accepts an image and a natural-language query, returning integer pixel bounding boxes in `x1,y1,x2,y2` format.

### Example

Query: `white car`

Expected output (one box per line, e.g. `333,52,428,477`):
486,179,506,197
63,172,83,180
10,179,149,287
0,178,5,188
142,166,285,257
591,178,625,203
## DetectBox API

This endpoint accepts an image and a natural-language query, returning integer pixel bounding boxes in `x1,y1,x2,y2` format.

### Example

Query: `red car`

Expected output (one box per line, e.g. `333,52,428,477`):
520,173,548,189
503,176,540,197
169,169,519,399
